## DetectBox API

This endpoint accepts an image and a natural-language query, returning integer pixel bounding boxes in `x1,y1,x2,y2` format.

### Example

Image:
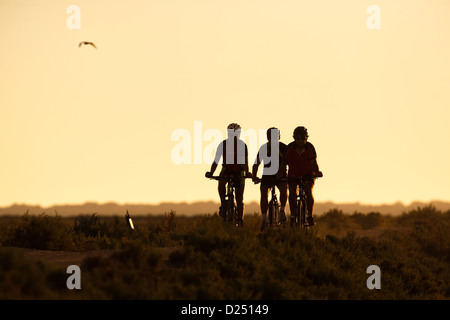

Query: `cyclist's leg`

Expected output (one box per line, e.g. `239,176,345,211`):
218,167,228,219
236,191,244,224
235,174,245,225
304,179,316,226
288,182,298,223
260,181,270,215
300,195,307,226
259,180,270,229
277,180,288,222
218,179,227,203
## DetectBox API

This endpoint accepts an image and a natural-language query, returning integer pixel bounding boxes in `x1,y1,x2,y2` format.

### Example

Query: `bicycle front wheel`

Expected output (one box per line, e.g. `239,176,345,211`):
271,201,279,226
227,201,236,223
295,199,301,226
273,201,279,225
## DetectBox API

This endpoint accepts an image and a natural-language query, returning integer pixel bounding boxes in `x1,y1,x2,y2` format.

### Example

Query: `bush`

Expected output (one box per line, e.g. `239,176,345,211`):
4,213,74,250
317,209,357,233
1,207,450,299
73,213,108,238
351,212,384,230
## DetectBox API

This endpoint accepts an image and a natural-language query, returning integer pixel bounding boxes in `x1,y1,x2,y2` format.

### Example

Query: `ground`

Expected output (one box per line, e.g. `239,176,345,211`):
16,246,179,268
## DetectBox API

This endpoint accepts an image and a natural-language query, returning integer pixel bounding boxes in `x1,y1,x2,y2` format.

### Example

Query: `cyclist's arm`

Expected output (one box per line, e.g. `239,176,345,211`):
309,155,319,173
279,142,288,170
244,144,251,177
252,163,259,177
279,152,288,177
285,142,297,164
207,142,223,175
209,162,218,175
308,143,320,173
252,150,261,177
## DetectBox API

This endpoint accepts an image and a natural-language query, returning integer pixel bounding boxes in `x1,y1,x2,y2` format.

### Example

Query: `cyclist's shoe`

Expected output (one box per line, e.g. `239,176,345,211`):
290,216,295,227
305,216,316,227
218,206,226,221
260,218,268,231
236,219,244,228
279,210,287,223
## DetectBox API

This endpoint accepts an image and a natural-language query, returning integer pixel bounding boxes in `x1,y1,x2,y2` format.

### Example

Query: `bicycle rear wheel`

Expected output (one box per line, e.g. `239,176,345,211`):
268,200,274,226
295,198,301,226
219,203,227,221
227,201,235,223
300,200,306,228
271,201,279,226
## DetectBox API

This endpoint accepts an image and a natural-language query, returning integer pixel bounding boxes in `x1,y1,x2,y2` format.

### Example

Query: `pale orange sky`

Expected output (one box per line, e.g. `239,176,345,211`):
1,0,449,208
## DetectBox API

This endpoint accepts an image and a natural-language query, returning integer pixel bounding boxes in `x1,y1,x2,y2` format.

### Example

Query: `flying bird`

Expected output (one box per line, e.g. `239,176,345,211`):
78,41,97,49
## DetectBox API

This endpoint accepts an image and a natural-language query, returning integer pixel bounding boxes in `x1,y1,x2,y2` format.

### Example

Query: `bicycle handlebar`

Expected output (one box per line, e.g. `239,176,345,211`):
253,177,288,185
253,171,323,184
287,172,323,184
207,175,253,181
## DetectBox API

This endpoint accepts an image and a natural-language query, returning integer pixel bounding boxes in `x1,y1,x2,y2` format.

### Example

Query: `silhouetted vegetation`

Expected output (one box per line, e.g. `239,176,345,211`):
0,206,449,299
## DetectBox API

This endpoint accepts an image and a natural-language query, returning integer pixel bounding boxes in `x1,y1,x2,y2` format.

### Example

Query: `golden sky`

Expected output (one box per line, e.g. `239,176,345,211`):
1,0,449,207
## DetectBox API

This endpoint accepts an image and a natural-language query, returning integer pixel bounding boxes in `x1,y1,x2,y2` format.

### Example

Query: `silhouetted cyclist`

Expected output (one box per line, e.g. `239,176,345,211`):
205,123,252,226
285,126,322,226
252,127,288,230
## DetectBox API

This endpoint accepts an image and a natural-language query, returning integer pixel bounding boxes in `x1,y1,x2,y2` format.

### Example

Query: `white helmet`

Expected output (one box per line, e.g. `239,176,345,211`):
227,123,241,138
227,123,241,130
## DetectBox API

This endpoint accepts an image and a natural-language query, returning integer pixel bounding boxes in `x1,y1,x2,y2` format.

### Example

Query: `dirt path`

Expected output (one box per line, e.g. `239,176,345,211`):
10,226,408,269
14,247,180,268
20,248,115,268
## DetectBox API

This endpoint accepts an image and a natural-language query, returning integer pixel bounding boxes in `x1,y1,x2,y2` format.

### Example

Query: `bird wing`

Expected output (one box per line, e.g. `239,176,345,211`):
78,41,97,49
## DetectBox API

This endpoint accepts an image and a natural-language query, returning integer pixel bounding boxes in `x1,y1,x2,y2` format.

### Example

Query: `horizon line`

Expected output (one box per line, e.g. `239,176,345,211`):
1,199,449,209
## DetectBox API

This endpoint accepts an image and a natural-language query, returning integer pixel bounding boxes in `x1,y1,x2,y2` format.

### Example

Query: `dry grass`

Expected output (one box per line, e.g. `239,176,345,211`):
0,206,449,299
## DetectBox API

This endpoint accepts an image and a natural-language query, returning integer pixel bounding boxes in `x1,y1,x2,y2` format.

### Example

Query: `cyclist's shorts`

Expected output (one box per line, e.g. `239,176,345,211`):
261,175,287,189
287,175,316,186
219,166,245,189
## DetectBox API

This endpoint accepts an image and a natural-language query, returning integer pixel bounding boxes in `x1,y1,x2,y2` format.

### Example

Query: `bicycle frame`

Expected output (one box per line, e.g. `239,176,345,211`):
224,177,237,224
268,183,280,227
208,175,241,226
254,178,285,228
296,180,308,228
289,174,321,228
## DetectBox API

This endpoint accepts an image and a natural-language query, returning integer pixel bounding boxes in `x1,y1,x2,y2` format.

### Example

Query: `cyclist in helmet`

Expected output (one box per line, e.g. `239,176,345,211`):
252,127,288,230
285,126,322,226
205,123,252,226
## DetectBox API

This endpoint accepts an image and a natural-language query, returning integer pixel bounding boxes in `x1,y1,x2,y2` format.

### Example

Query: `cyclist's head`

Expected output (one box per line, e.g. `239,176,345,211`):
227,123,241,138
293,126,308,144
266,127,280,141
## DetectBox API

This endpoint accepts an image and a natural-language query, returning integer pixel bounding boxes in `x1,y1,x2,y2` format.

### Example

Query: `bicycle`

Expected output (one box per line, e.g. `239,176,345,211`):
254,177,287,227
289,172,322,228
207,175,250,227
